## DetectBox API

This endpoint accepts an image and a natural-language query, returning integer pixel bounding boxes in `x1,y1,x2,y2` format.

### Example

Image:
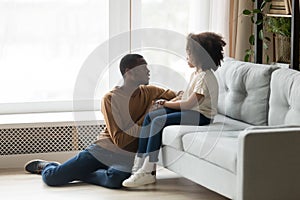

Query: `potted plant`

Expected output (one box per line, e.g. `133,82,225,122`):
266,17,292,63
243,0,272,63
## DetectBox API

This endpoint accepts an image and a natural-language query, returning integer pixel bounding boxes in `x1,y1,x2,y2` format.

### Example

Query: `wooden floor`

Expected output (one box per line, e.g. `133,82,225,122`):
0,167,229,200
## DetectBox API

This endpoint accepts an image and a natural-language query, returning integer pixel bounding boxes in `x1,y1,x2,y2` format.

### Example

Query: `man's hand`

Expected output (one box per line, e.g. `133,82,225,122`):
155,99,166,105
148,99,166,112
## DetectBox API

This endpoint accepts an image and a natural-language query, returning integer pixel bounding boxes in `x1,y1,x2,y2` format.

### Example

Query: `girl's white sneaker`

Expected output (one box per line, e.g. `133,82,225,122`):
131,155,145,174
122,169,156,187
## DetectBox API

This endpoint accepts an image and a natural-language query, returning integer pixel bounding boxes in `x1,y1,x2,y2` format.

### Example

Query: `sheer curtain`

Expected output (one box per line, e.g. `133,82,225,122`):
188,0,230,55
209,0,230,55
188,0,254,61
131,0,231,92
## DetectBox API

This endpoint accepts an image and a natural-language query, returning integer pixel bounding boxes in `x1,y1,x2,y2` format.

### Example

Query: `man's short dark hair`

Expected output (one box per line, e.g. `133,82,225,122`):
119,54,145,76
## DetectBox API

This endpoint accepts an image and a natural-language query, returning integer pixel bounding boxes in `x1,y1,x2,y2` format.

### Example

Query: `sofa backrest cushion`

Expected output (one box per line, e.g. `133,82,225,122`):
216,58,277,125
269,68,300,125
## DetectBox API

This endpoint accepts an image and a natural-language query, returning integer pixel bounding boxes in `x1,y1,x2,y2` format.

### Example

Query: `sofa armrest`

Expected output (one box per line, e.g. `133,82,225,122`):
237,127,300,200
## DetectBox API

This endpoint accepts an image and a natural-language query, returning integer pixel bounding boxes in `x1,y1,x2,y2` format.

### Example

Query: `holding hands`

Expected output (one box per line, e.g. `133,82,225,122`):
148,99,166,112
149,90,184,112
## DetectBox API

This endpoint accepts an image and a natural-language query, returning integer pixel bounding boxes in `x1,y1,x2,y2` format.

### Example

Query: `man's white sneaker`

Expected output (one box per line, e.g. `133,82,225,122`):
122,169,156,187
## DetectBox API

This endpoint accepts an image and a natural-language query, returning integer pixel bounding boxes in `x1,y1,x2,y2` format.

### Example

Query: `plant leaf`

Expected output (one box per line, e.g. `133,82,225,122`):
259,30,264,40
256,19,263,25
260,1,266,9
264,36,271,42
253,9,261,14
266,55,270,63
246,49,254,55
249,35,255,45
263,42,268,50
243,10,252,15
244,54,250,62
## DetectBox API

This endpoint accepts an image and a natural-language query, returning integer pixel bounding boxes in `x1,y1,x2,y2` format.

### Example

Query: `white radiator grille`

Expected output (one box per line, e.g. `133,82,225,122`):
0,124,106,155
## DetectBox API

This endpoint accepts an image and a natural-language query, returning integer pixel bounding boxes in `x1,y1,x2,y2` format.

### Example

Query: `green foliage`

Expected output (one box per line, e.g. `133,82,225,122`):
266,17,291,37
249,34,255,45
243,10,252,15
243,0,272,63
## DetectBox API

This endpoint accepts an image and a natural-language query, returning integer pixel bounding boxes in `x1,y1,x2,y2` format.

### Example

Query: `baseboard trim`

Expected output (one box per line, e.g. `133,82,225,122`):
0,151,79,169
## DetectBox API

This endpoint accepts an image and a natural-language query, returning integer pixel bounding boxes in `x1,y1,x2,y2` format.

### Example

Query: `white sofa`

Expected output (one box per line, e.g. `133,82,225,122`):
160,58,300,200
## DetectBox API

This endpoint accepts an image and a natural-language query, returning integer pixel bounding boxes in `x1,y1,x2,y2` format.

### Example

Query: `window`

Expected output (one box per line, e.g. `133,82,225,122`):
0,0,229,114
0,0,109,113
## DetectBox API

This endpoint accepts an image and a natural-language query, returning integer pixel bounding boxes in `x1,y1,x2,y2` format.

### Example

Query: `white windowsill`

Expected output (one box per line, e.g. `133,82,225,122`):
0,111,104,128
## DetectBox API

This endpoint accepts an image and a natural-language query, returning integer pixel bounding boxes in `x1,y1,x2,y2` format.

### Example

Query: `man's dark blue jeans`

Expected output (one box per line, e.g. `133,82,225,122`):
42,149,131,189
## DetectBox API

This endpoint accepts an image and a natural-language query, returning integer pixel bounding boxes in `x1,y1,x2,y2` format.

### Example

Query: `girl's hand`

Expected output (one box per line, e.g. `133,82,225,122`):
170,91,184,102
176,90,184,97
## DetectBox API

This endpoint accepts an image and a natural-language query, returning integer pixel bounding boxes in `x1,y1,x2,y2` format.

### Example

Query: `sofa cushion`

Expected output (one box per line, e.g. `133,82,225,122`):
213,114,251,131
269,68,300,125
182,132,239,173
162,114,250,150
216,58,277,125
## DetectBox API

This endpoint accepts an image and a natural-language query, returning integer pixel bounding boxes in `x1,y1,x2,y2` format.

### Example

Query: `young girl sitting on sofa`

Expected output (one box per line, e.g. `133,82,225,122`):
122,32,226,187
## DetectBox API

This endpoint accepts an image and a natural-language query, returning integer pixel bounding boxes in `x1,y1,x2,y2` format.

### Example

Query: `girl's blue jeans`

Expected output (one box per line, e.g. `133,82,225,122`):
137,108,211,162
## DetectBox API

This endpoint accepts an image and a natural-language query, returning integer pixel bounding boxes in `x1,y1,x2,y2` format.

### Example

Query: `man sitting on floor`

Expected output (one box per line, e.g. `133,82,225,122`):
24,54,177,189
